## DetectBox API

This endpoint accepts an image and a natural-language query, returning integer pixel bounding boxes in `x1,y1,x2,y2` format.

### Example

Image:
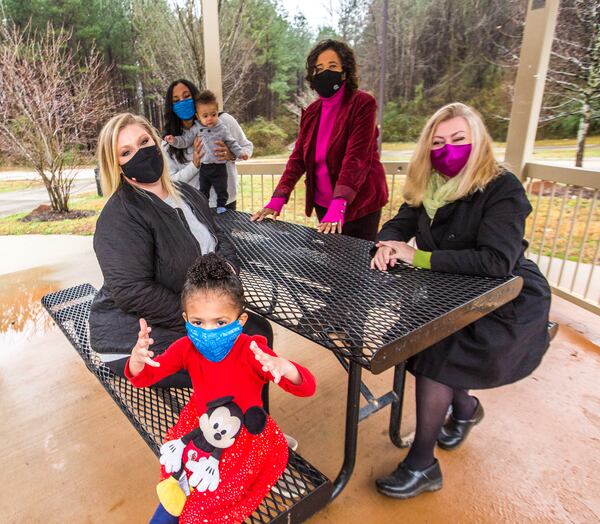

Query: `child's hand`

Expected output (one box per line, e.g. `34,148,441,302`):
250,341,298,384
239,153,249,161
164,134,175,144
129,318,160,376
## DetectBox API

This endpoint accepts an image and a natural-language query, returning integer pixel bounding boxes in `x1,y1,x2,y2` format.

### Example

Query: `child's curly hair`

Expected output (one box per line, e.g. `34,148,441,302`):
196,90,218,107
182,253,245,312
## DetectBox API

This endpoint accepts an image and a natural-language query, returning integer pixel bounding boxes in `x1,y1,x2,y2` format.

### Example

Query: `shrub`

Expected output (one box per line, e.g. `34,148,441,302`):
382,100,428,142
244,117,289,156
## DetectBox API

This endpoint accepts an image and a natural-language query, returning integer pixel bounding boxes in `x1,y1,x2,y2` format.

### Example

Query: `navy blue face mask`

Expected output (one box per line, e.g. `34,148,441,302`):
172,97,196,120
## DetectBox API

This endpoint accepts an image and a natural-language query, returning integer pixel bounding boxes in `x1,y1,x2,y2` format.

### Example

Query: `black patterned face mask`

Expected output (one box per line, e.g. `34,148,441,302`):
312,70,344,98
121,145,164,184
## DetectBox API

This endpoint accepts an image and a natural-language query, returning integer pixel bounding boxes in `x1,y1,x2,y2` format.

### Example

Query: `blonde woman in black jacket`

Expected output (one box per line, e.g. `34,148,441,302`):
91,113,272,387
372,103,551,499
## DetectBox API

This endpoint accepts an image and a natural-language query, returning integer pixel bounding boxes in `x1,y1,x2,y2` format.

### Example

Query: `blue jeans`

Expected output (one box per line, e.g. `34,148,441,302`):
149,503,178,524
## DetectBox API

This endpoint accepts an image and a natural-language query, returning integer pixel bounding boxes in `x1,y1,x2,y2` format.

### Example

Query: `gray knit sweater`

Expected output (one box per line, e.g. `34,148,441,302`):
169,120,244,164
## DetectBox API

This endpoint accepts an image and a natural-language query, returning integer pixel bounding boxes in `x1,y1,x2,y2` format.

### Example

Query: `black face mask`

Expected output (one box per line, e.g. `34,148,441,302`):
121,145,164,184
312,70,344,98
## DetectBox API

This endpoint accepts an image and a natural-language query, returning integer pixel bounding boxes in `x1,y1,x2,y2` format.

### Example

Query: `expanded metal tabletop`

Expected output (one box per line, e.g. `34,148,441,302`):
43,211,525,516
219,212,523,374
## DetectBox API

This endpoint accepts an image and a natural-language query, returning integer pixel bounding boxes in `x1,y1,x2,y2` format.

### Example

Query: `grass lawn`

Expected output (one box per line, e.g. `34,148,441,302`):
526,190,600,264
0,192,105,235
0,179,44,193
381,136,600,161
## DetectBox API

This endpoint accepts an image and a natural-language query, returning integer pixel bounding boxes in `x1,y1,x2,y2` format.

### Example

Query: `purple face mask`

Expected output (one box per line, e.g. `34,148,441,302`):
430,143,472,178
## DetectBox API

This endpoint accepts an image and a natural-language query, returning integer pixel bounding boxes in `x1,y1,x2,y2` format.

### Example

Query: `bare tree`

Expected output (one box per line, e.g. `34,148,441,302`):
336,0,370,48
0,21,116,212
132,0,202,126
219,0,261,110
543,0,599,166
132,0,260,121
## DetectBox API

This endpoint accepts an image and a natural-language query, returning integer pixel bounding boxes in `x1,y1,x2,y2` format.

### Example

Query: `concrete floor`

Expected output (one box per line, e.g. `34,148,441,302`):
0,237,599,523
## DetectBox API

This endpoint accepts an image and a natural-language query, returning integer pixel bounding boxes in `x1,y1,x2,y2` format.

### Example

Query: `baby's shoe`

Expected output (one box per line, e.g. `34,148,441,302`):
216,207,227,214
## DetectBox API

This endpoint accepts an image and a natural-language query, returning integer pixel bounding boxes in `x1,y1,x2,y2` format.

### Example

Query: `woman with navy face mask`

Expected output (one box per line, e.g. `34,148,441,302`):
162,79,253,210
252,39,388,241
371,103,551,499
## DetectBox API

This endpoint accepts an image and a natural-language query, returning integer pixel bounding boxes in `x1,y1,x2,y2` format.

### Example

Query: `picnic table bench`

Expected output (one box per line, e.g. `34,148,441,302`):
43,211,528,522
42,284,330,523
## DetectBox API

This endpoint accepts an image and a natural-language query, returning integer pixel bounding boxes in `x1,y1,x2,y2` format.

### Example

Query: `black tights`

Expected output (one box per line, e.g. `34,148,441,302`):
403,374,477,470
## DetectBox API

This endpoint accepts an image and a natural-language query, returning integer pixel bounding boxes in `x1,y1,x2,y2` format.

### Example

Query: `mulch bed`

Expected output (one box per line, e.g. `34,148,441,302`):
20,204,96,222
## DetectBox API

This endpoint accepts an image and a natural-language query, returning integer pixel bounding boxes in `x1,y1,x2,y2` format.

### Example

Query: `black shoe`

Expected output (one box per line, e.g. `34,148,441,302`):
375,460,442,499
437,397,484,450
547,321,559,342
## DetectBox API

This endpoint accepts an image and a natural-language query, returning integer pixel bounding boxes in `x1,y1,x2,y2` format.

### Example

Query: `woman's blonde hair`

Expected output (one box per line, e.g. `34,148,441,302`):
403,103,502,206
97,112,179,199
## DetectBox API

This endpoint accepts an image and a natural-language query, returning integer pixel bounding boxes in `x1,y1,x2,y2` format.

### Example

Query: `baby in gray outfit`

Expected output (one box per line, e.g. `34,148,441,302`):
165,90,248,213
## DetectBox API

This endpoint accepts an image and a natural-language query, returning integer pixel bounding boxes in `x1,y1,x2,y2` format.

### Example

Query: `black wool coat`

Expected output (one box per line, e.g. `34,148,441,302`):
378,171,551,389
90,181,240,354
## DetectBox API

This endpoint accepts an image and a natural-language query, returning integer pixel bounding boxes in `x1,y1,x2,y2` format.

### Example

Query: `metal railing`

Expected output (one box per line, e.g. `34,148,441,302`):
236,161,408,227
523,162,599,315
237,160,600,315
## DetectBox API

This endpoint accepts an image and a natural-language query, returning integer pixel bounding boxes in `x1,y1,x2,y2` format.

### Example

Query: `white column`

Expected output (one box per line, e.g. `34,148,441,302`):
504,0,560,178
201,0,223,109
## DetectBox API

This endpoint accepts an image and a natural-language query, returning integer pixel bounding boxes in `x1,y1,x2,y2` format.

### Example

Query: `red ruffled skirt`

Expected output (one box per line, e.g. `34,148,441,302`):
161,396,288,523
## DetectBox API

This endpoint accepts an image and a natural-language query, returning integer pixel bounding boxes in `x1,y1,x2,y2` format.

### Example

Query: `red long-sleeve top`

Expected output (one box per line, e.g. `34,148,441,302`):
125,333,316,415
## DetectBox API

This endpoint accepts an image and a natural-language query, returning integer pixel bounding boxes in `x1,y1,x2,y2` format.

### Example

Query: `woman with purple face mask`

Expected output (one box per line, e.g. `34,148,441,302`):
371,103,551,499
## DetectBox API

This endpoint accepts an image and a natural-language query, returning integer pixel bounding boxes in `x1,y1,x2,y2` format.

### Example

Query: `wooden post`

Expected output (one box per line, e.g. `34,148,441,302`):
504,0,560,178
377,0,388,153
201,0,223,109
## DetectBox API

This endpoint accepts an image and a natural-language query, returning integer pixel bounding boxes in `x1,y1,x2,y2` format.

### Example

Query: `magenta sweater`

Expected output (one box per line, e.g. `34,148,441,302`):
313,83,346,207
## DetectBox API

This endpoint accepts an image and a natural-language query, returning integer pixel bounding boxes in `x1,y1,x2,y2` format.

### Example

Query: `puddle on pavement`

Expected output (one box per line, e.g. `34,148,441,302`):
0,266,60,350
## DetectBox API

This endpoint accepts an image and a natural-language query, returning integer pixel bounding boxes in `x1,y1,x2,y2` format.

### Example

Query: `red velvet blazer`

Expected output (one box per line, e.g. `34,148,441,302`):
273,89,389,222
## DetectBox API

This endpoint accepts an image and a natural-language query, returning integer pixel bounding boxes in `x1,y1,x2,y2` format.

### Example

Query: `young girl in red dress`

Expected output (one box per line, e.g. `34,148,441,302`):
126,253,316,523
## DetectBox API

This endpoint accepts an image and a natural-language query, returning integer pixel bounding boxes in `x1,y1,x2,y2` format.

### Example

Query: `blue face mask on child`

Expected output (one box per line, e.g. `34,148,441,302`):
172,98,196,120
185,319,243,362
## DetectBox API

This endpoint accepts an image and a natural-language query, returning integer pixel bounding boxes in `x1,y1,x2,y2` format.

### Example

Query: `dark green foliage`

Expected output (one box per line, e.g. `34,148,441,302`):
244,117,289,156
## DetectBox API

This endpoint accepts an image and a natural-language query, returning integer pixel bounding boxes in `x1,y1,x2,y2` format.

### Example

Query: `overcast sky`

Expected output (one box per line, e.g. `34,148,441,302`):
279,0,341,31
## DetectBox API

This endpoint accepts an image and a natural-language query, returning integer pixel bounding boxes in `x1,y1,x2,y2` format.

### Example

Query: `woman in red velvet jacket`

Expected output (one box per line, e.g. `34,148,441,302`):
252,39,388,241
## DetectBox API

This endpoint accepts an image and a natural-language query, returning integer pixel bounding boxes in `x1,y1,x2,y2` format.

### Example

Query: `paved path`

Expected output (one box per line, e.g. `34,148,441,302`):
0,179,97,218
0,168,96,180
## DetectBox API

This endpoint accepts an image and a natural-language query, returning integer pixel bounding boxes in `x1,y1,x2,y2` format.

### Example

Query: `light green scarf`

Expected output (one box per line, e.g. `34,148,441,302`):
422,172,462,220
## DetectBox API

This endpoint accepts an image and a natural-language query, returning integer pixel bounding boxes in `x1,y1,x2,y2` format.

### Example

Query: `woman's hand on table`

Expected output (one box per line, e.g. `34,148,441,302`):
317,220,343,234
192,137,205,168
370,240,416,271
251,207,280,221
129,318,160,376
317,198,345,234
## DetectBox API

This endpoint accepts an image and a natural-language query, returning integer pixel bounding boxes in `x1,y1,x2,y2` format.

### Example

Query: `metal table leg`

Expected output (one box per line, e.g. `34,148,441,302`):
388,362,411,448
331,359,362,500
